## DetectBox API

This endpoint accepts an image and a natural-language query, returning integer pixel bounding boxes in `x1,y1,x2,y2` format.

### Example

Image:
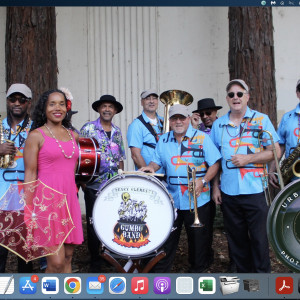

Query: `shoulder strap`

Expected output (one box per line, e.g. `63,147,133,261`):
137,114,159,142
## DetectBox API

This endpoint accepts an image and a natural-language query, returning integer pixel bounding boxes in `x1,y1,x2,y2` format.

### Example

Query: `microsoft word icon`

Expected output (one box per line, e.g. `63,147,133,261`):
198,277,216,294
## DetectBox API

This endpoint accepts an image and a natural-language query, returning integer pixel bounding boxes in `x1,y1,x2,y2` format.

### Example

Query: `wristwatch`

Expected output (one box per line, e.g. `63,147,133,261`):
202,178,207,187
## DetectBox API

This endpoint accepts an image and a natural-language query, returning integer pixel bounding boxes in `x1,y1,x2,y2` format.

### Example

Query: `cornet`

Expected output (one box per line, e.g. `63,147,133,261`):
187,164,204,228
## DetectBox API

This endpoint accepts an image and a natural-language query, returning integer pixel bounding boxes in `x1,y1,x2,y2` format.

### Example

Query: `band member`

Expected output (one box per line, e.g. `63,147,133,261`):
190,98,223,269
80,95,126,272
210,79,280,273
269,79,300,187
24,89,83,273
0,83,33,273
127,89,164,173
191,98,222,133
141,104,221,272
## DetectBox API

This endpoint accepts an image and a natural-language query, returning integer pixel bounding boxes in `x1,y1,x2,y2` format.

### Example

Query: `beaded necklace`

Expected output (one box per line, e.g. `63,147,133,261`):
44,124,76,159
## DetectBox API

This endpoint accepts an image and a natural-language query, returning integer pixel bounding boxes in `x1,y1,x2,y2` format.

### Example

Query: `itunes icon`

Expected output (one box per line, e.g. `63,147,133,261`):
153,277,171,294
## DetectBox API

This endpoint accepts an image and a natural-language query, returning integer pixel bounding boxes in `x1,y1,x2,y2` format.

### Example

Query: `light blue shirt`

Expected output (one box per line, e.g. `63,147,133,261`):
151,124,221,210
210,106,279,196
127,111,164,173
277,103,300,157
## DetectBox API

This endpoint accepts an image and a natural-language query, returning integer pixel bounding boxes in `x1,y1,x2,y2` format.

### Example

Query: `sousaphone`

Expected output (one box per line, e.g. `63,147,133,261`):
160,90,193,132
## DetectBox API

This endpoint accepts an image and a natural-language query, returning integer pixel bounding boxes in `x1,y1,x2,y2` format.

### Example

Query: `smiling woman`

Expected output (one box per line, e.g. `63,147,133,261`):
23,89,83,273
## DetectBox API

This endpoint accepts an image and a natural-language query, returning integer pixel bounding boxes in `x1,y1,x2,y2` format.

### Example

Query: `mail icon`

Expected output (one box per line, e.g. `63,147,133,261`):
89,281,101,290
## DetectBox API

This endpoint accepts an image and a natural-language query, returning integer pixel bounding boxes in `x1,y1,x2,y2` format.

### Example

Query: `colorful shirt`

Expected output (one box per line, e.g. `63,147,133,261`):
127,111,164,172
0,117,32,205
210,106,279,196
151,124,221,210
277,103,300,157
80,118,126,190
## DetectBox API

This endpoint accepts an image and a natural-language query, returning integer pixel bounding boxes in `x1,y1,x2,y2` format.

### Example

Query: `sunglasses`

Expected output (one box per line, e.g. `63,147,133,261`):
200,111,212,117
227,91,247,98
8,96,29,104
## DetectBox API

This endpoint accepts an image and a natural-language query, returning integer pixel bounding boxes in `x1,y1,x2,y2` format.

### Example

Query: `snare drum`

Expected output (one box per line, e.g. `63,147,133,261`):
93,174,174,258
76,137,101,183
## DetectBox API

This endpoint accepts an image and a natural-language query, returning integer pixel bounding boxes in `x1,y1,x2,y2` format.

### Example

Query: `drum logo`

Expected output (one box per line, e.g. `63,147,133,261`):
113,192,150,248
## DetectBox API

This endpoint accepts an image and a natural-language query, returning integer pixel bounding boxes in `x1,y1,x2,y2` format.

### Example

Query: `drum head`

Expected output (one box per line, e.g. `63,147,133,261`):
93,175,174,258
267,179,300,272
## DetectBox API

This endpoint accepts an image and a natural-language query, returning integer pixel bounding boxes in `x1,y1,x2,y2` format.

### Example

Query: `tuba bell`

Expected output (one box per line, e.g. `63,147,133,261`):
160,90,193,132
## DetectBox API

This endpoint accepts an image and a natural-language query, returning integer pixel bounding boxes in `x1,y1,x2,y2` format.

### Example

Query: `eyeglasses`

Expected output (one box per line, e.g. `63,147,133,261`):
7,96,29,104
227,91,247,98
170,116,187,122
199,111,212,117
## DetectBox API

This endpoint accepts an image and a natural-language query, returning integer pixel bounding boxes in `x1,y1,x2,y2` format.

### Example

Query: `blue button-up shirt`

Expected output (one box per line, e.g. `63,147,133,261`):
277,103,300,157
210,106,279,196
127,111,164,173
151,124,221,210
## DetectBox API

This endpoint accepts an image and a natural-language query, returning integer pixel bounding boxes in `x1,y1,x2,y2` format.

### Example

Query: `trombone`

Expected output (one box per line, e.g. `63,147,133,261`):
187,164,204,228
258,130,284,206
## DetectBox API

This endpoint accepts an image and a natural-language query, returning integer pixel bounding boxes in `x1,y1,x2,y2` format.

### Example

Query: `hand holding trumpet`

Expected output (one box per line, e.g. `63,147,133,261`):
188,177,204,198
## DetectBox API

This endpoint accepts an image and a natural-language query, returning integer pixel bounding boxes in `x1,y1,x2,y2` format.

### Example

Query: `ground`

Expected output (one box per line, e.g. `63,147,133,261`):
6,215,290,273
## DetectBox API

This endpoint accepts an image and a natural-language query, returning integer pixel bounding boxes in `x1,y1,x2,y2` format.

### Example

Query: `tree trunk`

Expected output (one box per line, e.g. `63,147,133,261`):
5,7,57,107
228,7,277,127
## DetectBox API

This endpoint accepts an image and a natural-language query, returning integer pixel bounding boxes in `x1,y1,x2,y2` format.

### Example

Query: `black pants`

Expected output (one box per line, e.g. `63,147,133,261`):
153,201,211,273
221,192,271,273
0,246,32,273
83,187,102,271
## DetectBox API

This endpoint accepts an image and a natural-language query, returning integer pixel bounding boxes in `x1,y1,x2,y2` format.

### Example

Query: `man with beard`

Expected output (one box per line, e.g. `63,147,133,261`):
141,104,221,272
0,83,33,273
80,95,126,272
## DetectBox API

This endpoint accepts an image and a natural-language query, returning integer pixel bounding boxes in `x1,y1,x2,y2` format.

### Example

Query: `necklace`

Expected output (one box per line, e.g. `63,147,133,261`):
44,124,76,159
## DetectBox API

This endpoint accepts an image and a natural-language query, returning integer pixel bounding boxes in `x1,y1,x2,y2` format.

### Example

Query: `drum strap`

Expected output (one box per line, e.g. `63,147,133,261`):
137,114,163,146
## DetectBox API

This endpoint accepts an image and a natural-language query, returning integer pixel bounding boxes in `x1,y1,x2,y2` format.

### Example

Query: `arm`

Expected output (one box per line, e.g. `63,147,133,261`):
211,168,222,205
140,161,161,173
230,142,281,167
130,147,147,168
269,144,285,188
24,130,42,183
118,160,124,171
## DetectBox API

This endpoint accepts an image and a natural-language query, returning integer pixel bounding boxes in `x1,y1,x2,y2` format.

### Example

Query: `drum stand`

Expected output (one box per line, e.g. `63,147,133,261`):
101,248,166,273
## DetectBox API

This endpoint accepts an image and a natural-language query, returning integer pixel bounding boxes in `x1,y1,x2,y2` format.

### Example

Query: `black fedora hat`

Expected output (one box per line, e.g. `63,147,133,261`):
192,98,222,113
92,95,123,114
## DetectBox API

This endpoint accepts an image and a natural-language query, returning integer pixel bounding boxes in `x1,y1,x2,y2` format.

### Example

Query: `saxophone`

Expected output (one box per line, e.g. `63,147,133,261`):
280,144,300,185
0,115,15,168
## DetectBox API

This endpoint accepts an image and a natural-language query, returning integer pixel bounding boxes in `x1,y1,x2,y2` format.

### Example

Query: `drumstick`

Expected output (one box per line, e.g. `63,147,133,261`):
117,169,165,177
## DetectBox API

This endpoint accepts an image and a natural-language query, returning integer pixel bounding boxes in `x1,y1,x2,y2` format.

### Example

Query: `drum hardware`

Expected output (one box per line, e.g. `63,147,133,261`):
159,90,193,133
117,169,165,177
258,130,284,206
187,164,204,228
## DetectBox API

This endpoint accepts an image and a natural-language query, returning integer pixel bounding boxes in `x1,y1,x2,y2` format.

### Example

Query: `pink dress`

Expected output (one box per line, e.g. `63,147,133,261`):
37,128,83,244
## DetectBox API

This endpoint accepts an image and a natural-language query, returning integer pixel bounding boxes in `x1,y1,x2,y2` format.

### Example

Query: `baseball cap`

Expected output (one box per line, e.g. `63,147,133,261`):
140,89,159,99
226,79,249,92
6,83,32,98
169,104,190,119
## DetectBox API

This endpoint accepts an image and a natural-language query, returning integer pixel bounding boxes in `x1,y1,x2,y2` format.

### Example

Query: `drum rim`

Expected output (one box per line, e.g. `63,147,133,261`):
92,174,174,258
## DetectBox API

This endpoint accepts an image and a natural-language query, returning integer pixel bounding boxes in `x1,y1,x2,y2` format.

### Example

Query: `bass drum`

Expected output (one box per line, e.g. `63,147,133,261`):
93,174,174,258
76,137,101,184
267,178,300,272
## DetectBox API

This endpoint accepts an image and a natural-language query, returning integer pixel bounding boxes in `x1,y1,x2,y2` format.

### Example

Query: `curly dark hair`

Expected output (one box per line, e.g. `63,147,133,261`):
31,89,72,131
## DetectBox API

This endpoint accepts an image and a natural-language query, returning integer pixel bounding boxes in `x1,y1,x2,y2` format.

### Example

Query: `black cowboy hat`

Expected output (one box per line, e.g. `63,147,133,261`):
92,95,123,114
192,98,222,113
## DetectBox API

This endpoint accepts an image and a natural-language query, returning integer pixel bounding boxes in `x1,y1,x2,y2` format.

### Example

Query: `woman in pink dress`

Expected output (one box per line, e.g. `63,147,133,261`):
24,89,83,273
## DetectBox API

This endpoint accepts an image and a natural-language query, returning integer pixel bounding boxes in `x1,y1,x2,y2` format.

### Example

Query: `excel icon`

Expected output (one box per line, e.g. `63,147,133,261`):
198,277,216,294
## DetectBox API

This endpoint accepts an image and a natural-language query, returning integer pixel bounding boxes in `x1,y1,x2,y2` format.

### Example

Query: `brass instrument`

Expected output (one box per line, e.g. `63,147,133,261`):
280,144,300,185
0,114,15,169
258,130,284,205
160,90,193,132
187,165,204,228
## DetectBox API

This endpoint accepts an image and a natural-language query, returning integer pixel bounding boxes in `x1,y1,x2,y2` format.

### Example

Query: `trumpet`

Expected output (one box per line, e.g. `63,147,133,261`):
187,164,204,228
258,130,284,206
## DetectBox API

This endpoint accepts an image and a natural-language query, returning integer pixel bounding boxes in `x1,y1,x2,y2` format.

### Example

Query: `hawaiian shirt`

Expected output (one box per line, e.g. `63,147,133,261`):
210,106,279,196
0,117,32,206
127,111,164,173
80,118,126,191
277,103,300,157
151,124,221,210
